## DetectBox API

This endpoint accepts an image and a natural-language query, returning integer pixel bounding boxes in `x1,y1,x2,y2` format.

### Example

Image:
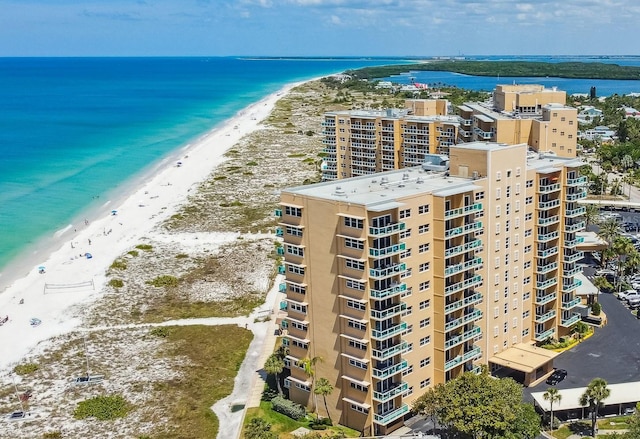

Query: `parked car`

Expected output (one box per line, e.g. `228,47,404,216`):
618,290,637,301
626,291,640,303
627,296,640,308
595,269,616,277
546,369,568,385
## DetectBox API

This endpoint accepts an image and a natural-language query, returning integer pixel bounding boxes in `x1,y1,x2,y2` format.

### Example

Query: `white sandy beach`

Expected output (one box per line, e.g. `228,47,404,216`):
0,80,303,374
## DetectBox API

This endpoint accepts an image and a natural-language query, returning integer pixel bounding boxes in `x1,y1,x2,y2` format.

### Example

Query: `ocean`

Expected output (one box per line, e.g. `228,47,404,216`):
0,57,401,273
2,56,640,275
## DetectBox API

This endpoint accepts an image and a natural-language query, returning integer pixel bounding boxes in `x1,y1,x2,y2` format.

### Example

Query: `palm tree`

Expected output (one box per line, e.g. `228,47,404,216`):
297,356,323,415
579,378,611,437
264,354,285,395
583,203,600,228
598,218,621,245
543,387,562,430
613,237,636,293
314,377,334,424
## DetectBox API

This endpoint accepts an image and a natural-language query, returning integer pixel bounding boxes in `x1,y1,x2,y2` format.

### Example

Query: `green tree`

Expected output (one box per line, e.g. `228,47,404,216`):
264,354,285,396
412,382,447,434
314,377,334,424
297,356,323,415
598,219,621,245
593,276,614,293
621,154,634,170
504,403,542,439
245,417,278,439
583,203,600,228
543,387,562,430
579,378,611,437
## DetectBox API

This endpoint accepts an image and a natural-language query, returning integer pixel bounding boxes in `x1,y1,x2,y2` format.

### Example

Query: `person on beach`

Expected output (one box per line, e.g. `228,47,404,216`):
88,239,91,245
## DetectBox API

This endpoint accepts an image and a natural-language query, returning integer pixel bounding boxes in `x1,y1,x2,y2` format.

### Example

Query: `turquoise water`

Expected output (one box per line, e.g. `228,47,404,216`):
0,57,401,271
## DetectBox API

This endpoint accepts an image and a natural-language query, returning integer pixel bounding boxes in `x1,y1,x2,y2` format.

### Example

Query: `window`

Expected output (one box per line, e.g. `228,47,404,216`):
288,302,307,314
505,237,510,249
524,229,532,237
515,217,520,228
514,234,519,246
506,186,511,198
525,196,533,205
506,204,510,215
419,281,430,291
505,220,510,232
289,283,306,295
494,306,499,318
526,180,533,188
513,282,519,292
494,290,499,301
504,303,508,314
475,191,485,201
495,257,500,268
420,378,431,388
399,209,411,219
347,299,366,311
504,322,508,333
496,171,502,181
400,229,411,239
495,223,501,234
522,310,530,318
496,188,502,199
419,204,430,214
351,404,369,414
419,243,430,253
287,264,305,276
418,224,430,234
515,183,521,194
419,262,430,272
419,299,430,309
420,336,431,346
286,244,304,257
345,259,365,271
523,291,531,301
513,298,518,309
420,317,430,328
400,248,411,259
296,382,311,392
285,206,302,217
350,382,368,392
523,276,531,285
401,306,412,317
524,244,532,254
346,279,365,291
514,266,519,277
504,254,509,265
496,205,501,216
494,273,500,285
420,357,431,367
525,212,532,221
494,326,499,337
522,328,530,337
344,217,363,229
347,320,366,331
349,358,368,369
402,365,414,376
523,260,530,269
348,340,367,350
400,268,412,279
289,320,307,331
292,339,308,349
344,238,364,250
286,225,303,237
495,239,500,252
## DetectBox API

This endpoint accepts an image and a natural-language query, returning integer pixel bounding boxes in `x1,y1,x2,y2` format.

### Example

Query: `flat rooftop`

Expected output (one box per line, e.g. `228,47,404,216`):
532,381,640,412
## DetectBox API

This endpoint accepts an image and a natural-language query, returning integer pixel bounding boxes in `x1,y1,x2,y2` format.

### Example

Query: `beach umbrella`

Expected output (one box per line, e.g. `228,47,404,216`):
111,210,118,215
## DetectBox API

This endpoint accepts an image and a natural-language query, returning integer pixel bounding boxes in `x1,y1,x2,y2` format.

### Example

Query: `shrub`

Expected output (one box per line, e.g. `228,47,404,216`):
14,363,39,375
149,327,171,338
127,250,139,257
42,432,62,439
305,130,314,136
146,275,179,288
109,259,127,271
271,395,306,420
108,279,124,288
73,395,130,420
175,253,189,259
135,244,153,251
591,302,602,316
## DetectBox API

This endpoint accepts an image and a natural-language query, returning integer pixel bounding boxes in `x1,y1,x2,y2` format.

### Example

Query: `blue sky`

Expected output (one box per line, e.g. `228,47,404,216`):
1,0,638,56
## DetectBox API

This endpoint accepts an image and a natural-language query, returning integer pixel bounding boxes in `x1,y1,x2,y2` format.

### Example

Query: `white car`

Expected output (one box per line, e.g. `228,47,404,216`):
595,269,615,277
618,290,637,301
625,291,640,302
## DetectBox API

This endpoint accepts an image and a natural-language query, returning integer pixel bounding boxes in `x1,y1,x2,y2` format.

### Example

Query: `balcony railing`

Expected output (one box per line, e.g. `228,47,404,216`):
538,231,560,242
537,199,561,210
371,341,409,360
445,239,482,258
562,279,583,293
445,309,483,332
539,183,561,193
444,203,483,219
445,326,481,349
536,261,558,274
562,297,582,309
371,322,408,341
370,243,406,258
445,346,482,371
566,176,587,186
371,303,407,320
563,266,581,277
373,382,409,402
535,292,557,305
563,251,584,263
535,309,557,324
370,283,407,300
560,313,581,327
445,292,483,314
536,277,558,290
537,247,559,258
566,191,587,201
565,221,586,232
445,275,483,296
566,206,587,217
373,404,409,425
445,257,483,277
369,222,406,237
565,237,585,248
445,222,483,239
369,263,407,279
538,215,560,226
534,328,555,341
372,360,409,379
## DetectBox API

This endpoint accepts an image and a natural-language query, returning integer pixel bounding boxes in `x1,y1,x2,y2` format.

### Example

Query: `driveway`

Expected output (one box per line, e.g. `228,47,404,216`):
526,292,640,397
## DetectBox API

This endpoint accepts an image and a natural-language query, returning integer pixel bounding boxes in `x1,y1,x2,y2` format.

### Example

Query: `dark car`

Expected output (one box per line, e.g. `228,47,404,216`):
546,369,568,385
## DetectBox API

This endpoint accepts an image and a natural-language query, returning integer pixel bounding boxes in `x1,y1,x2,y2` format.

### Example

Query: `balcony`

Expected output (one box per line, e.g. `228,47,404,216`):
445,326,481,349
445,346,482,371
566,176,587,186
537,247,559,258
535,292,557,305
536,277,558,290
537,199,561,210
371,303,407,320
534,328,555,341
372,360,409,379
371,341,410,360
535,309,557,324
566,206,586,217
445,292,483,314
373,382,409,402
566,190,587,201
562,279,582,293
445,222,483,239
539,183,561,193
538,215,560,226
565,237,585,248
563,266,581,277
374,404,409,425
370,283,407,300
445,309,483,331
276,227,284,237
536,261,558,274
369,222,406,237
473,127,494,140
370,263,407,279
563,251,584,263
445,275,483,296
565,221,586,232
460,118,473,126
371,322,408,341
445,239,482,258
370,243,406,258
560,313,581,327
538,231,559,242
445,257,483,277
562,297,582,309
445,203,483,219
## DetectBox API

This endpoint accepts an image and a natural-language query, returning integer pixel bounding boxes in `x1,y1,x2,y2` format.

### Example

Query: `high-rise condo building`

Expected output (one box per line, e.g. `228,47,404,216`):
277,142,586,435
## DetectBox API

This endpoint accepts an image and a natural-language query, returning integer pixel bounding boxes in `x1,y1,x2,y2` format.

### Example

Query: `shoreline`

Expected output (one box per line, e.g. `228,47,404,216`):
0,78,310,372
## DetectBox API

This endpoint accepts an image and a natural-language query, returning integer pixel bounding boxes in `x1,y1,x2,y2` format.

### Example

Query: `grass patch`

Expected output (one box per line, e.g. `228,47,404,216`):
73,394,131,420
135,244,153,252
108,279,124,288
598,415,632,430
109,259,128,271
175,253,189,259
146,275,179,288
246,161,258,166
127,250,139,257
288,153,305,158
14,363,39,375
213,175,227,180
143,294,264,322
149,327,171,338
150,325,253,438
42,432,62,439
